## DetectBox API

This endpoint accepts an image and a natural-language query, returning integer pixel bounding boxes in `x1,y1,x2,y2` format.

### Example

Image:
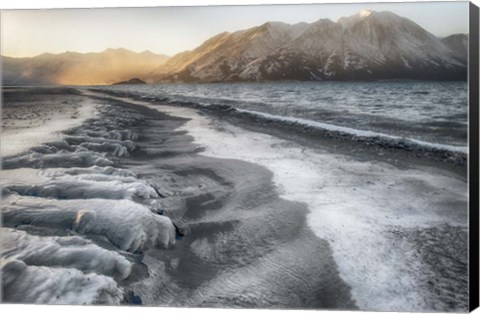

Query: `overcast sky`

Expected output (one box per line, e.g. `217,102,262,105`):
1,1,469,58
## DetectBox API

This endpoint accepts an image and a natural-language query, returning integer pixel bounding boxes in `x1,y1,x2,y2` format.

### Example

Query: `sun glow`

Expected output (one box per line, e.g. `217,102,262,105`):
359,9,373,17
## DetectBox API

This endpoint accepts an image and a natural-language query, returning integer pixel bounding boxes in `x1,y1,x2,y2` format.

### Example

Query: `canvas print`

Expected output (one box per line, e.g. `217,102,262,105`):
0,1,478,312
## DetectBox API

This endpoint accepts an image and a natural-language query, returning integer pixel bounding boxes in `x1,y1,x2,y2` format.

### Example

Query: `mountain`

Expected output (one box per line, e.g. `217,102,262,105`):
150,10,467,82
2,11,468,85
2,49,169,86
112,78,147,85
441,34,468,61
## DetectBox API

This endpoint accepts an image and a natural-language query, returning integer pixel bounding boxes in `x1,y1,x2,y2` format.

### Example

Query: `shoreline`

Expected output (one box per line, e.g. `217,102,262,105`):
83,91,358,309
91,88,468,178
1,88,357,309
0,87,469,311
1,88,98,158
85,89,468,311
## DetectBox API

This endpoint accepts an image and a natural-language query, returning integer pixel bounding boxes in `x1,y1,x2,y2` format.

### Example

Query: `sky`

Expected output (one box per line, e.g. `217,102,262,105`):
0,1,469,58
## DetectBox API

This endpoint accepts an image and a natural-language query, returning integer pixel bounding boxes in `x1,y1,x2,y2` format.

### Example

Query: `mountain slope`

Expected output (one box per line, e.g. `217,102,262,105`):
2,49,169,86
150,10,467,82
441,34,468,61
150,21,310,82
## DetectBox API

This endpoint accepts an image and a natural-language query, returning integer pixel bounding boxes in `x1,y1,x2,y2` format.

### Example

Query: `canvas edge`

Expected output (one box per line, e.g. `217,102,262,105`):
469,1,480,312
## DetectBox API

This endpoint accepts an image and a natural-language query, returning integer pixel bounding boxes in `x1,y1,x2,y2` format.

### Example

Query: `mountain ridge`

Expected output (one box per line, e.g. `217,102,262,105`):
2,10,468,85
2,48,169,86
149,10,467,82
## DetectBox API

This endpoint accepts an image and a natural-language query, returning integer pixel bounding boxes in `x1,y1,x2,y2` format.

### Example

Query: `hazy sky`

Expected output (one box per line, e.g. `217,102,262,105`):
1,1,469,58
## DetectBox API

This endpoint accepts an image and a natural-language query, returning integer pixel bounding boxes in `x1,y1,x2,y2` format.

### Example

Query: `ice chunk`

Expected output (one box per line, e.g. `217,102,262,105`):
1,229,131,279
72,199,176,251
1,259,123,305
52,166,137,178
3,198,176,252
9,178,158,200
2,150,114,170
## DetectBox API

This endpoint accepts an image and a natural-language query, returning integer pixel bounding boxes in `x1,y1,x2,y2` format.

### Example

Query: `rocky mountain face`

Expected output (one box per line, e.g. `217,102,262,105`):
2,49,169,86
150,10,467,82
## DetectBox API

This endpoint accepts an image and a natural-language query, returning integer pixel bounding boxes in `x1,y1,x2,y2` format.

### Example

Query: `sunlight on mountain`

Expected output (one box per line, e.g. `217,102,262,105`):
359,9,373,17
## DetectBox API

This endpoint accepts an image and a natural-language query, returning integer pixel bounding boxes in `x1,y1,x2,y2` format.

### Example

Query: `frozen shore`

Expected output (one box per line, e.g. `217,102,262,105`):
0,87,469,311
1,88,355,309
1,88,98,158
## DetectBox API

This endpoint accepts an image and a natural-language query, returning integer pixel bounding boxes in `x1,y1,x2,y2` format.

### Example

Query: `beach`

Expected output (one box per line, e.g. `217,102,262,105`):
0,87,468,311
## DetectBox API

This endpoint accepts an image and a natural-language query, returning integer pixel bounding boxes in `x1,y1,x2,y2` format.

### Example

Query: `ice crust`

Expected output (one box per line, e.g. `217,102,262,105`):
1,259,123,305
3,197,175,252
9,176,158,200
1,99,176,304
1,229,127,304
1,229,132,279
1,99,98,158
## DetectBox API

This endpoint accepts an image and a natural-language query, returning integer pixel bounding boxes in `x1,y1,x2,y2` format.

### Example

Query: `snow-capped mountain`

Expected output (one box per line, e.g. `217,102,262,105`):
2,49,169,86
150,10,467,82
2,10,468,85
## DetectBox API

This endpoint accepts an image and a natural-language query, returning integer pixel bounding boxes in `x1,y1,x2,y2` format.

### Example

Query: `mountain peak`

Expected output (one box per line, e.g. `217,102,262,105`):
103,48,132,54
359,9,374,17
263,21,289,28
260,21,294,34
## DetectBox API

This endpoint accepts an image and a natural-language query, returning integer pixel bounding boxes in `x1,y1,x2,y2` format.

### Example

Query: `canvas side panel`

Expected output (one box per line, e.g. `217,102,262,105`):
469,1,480,312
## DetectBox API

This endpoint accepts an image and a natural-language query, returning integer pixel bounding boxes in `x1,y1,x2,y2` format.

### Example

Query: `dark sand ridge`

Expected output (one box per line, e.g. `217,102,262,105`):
1,88,357,309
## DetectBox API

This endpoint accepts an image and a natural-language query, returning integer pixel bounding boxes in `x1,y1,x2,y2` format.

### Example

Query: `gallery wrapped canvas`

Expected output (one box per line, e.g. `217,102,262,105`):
0,1,478,312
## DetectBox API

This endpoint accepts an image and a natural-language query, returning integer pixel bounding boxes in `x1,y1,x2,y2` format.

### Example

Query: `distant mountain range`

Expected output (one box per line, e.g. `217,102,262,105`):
2,10,468,85
2,49,168,85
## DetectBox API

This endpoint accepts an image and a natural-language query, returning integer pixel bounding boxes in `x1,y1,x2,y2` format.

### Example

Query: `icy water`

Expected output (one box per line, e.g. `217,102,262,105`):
1,84,469,312
102,81,468,149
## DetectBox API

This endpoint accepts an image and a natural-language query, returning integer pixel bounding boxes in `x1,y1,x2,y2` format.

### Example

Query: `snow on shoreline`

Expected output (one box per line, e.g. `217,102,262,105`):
2,90,468,311
1,94,176,305
236,108,468,154
1,99,98,158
